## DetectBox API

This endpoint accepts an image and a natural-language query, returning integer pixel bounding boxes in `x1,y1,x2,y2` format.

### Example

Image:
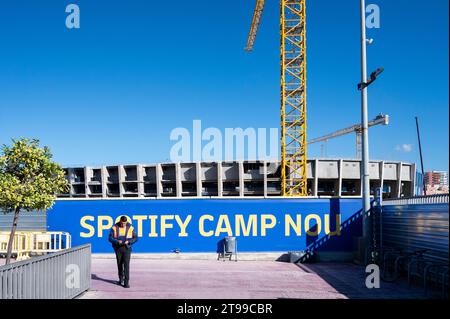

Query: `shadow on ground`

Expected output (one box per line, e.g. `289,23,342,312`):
301,262,433,299
91,273,119,286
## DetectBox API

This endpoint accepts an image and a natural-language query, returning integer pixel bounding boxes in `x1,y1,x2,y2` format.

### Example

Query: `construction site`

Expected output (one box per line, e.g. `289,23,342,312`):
0,0,448,302
58,159,416,199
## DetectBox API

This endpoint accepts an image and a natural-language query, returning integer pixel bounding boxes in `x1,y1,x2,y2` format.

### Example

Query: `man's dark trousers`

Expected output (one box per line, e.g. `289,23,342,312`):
115,246,131,285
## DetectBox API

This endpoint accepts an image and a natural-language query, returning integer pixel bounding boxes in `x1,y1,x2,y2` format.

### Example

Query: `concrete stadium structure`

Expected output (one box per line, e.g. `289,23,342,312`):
60,159,416,199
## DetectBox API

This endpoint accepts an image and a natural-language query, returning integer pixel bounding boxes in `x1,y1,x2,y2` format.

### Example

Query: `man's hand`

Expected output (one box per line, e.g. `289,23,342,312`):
118,240,123,245
125,241,129,245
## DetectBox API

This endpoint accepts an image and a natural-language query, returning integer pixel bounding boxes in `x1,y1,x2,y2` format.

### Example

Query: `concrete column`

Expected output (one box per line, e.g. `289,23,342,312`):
338,159,343,197
175,163,182,198
411,163,417,196
196,162,202,197
238,161,244,197
68,168,74,198
397,162,403,198
263,161,268,197
84,167,89,198
101,166,107,198
156,164,162,199
217,162,223,197
118,165,124,197
137,164,144,197
314,159,319,197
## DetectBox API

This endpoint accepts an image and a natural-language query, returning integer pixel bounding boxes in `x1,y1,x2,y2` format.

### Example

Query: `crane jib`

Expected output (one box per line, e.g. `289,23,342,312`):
245,0,266,52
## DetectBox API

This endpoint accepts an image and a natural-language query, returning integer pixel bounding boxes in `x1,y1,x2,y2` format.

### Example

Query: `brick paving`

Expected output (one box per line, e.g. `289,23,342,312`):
80,258,434,299
303,263,432,299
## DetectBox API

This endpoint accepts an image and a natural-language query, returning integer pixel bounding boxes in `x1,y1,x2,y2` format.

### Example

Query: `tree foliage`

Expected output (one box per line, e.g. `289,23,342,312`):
0,138,69,213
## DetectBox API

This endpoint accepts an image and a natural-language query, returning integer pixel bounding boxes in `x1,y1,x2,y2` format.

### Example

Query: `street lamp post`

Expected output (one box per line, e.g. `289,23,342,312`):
359,0,371,240
357,0,384,263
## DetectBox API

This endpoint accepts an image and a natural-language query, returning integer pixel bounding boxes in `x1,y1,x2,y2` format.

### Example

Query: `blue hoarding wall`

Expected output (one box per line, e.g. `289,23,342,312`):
47,199,363,253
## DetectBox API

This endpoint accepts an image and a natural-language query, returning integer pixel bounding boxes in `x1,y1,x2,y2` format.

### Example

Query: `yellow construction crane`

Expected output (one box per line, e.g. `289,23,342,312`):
246,0,308,196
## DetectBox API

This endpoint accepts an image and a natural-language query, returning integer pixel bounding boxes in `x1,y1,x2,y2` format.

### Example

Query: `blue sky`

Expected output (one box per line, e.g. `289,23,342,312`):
0,0,448,171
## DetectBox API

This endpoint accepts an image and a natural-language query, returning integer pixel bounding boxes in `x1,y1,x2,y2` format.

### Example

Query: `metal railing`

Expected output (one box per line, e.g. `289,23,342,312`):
0,231,71,260
26,232,72,254
0,233,29,260
0,244,91,299
382,194,449,205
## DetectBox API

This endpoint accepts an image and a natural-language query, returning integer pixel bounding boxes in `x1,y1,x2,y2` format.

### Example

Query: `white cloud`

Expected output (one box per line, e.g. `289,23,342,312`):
395,144,413,153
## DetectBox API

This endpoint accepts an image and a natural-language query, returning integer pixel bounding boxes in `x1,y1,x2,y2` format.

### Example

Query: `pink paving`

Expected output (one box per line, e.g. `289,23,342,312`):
81,258,430,299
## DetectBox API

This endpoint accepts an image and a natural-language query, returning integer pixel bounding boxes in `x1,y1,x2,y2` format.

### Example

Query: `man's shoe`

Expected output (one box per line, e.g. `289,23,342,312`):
123,283,130,288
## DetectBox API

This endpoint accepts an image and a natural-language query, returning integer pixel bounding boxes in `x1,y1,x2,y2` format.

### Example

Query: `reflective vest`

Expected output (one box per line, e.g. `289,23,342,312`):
112,224,134,241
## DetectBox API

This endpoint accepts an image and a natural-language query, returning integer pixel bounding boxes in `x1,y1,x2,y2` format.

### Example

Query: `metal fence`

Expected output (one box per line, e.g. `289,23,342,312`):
382,194,449,206
0,231,71,260
0,210,47,232
0,244,91,299
377,194,449,264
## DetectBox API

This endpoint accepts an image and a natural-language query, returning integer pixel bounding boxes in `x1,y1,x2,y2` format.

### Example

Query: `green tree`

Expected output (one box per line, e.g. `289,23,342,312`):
0,138,69,264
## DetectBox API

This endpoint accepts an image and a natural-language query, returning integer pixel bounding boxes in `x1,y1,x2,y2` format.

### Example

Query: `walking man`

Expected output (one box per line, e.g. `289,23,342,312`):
108,216,138,288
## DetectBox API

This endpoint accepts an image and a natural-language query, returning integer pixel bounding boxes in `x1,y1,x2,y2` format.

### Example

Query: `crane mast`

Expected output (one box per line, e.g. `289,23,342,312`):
246,0,308,196
280,0,307,196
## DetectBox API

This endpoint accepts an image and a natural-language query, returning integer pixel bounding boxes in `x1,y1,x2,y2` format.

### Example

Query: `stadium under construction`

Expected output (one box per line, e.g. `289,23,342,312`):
0,158,416,255
0,158,418,254
0,0,448,301
0,0,430,260
60,159,416,199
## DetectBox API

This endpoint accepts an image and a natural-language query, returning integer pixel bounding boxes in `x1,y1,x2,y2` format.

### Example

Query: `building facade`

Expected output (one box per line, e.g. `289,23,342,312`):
59,159,416,199
424,171,449,188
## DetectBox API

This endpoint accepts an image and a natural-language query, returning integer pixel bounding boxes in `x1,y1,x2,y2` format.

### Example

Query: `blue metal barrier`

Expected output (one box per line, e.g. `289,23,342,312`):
375,195,449,296
381,195,448,263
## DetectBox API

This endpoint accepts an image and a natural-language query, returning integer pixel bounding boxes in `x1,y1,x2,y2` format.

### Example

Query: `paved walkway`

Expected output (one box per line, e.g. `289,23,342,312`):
81,258,431,299
304,263,431,299
0,258,16,266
